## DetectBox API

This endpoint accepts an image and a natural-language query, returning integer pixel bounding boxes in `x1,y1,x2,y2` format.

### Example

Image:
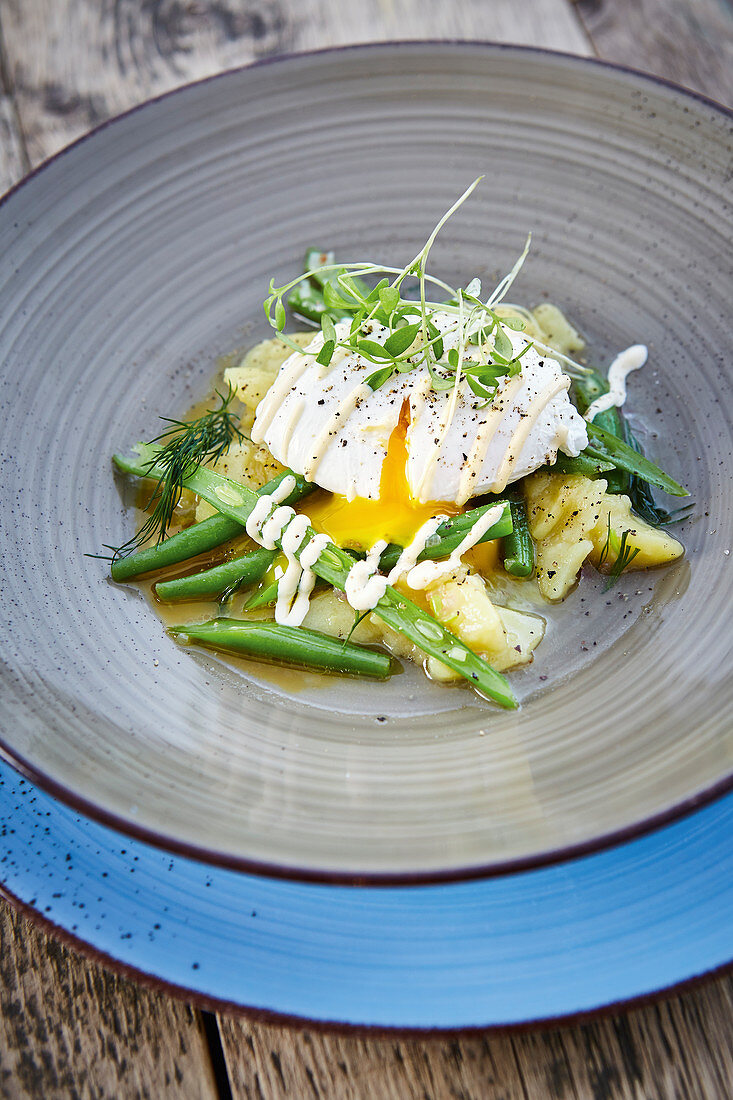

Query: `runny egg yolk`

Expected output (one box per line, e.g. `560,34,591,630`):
301,403,460,551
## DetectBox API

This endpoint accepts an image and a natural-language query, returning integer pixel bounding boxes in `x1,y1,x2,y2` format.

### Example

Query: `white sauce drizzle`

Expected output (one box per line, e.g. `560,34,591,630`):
302,381,372,483
274,515,312,625
260,505,296,550
491,376,570,491
299,532,332,571
244,475,297,544
344,540,389,611
252,344,320,442
457,374,526,505
585,344,647,422
386,515,448,585
406,504,504,590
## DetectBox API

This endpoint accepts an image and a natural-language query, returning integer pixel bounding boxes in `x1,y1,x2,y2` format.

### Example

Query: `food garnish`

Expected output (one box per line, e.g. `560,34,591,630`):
108,183,689,707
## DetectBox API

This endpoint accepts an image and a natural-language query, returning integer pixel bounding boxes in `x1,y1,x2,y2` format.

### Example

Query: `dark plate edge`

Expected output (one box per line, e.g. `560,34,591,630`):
2,738,732,886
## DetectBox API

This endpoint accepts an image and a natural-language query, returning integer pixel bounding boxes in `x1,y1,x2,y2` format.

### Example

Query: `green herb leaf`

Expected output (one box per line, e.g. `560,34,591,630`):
379,285,400,314
426,319,444,359
384,322,421,358
358,339,393,361
365,365,395,390
323,281,356,310
321,313,336,344
316,339,335,367
493,326,513,360
366,278,389,303
274,299,286,331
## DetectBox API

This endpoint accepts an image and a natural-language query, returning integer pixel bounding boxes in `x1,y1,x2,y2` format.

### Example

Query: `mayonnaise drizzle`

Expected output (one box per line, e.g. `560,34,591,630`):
386,515,447,585
406,504,504,590
302,381,372,485
456,374,526,505
252,343,321,442
585,344,647,422
274,515,311,625
276,528,332,627
491,376,570,491
244,475,297,545
344,540,389,611
260,505,296,550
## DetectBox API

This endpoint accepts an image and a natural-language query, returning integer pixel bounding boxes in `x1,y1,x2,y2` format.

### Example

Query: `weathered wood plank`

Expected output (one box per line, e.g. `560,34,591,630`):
0,0,590,170
0,18,29,192
575,0,733,107
218,975,733,1100
0,901,218,1100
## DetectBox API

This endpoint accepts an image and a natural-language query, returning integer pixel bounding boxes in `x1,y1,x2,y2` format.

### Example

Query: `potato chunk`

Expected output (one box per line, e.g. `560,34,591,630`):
224,333,313,415
425,571,545,680
525,472,683,600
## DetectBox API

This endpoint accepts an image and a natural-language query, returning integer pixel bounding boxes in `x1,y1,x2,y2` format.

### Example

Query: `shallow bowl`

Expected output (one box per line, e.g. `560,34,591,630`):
0,43,731,880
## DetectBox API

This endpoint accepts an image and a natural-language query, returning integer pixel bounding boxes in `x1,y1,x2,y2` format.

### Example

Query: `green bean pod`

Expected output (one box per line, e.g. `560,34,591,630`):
110,466,316,582
111,514,245,582
169,618,394,679
502,501,534,577
155,547,276,603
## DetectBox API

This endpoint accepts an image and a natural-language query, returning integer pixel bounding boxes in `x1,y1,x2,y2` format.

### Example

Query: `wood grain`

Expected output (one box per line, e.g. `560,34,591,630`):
0,18,28,191
575,0,733,106
219,976,733,1100
0,0,591,170
0,901,217,1100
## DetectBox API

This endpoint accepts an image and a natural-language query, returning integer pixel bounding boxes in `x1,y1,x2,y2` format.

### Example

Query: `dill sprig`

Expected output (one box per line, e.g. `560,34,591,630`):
112,387,243,560
598,515,641,589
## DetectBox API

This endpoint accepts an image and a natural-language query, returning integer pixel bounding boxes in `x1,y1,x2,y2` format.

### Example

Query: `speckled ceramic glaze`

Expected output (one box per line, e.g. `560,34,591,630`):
1,760,732,1027
0,45,731,879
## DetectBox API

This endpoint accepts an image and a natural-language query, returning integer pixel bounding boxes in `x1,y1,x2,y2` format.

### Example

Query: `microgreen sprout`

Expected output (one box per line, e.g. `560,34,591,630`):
263,180,593,416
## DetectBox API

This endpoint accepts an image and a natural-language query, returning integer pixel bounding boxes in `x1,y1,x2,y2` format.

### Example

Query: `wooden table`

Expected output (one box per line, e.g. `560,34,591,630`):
1,3,731,1097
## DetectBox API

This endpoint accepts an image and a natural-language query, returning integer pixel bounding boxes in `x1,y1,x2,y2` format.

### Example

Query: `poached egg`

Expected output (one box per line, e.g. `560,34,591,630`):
251,313,587,551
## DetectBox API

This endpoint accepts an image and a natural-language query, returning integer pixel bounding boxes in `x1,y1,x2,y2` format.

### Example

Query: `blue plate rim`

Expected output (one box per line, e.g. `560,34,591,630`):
2,758,732,1031
3,859,732,1036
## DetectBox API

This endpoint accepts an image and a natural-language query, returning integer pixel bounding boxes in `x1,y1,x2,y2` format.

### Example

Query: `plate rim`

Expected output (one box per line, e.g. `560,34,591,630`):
1,39,731,886
2,761,732,1033
3,881,732,1036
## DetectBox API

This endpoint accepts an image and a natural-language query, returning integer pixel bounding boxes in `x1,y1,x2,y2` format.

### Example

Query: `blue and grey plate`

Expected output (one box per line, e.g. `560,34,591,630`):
0,44,731,1023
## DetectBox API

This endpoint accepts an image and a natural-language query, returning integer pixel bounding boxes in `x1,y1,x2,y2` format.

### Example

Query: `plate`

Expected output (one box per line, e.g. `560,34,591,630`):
0,44,731,880
1,758,731,1028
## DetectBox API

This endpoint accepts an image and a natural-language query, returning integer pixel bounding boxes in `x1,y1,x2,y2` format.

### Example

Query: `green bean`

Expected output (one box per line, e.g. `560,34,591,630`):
550,453,615,478
111,514,245,582
155,547,275,603
572,369,629,492
584,423,688,497
110,466,316,582
116,444,516,707
168,619,394,679
246,503,512,609
377,502,512,572
502,501,534,577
